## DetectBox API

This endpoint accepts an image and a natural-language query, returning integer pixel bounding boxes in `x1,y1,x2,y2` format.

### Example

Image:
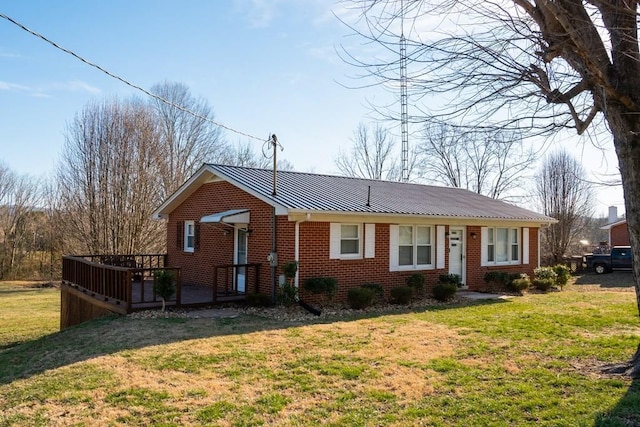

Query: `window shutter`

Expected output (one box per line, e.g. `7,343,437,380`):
176,221,184,250
329,223,341,259
194,222,201,252
522,227,529,265
389,224,399,269
480,227,488,266
436,225,445,269
365,224,375,258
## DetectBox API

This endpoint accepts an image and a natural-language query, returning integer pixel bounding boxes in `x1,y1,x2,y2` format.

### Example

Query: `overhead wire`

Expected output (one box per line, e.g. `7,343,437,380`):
0,11,268,143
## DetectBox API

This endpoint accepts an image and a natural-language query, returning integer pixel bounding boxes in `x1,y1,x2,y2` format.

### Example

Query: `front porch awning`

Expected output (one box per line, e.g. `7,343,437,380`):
200,209,250,225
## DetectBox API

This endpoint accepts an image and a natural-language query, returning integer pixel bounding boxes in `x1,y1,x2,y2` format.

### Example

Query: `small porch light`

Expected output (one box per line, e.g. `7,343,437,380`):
470,232,477,239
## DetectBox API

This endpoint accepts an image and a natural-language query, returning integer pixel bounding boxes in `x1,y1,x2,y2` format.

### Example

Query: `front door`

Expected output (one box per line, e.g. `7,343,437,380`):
449,227,465,286
234,228,248,293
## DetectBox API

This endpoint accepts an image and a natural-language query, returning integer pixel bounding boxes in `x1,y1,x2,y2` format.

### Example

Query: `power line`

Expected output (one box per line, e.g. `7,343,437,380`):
0,11,267,142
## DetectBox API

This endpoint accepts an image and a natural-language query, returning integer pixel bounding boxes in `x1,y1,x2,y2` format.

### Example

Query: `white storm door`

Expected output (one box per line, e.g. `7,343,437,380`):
234,228,248,293
449,227,465,285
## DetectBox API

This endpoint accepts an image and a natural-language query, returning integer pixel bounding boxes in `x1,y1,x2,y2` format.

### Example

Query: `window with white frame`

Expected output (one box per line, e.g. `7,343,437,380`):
329,223,366,259
483,227,519,265
391,225,433,270
340,224,361,257
184,220,195,252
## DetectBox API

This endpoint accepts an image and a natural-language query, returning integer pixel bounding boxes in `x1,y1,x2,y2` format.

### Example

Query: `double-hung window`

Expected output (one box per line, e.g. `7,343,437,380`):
392,225,433,270
340,224,360,257
483,227,519,265
330,223,369,259
184,220,195,253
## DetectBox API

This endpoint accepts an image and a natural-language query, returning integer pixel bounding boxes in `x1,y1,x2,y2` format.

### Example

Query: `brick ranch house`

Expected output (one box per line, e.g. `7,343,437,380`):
152,164,556,304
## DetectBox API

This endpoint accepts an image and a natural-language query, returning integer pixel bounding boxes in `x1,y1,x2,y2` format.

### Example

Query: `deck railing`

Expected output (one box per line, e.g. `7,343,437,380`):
61,254,180,312
74,254,167,270
213,263,261,303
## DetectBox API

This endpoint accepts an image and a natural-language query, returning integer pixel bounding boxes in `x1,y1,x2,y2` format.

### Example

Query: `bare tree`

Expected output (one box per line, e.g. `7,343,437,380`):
341,0,640,375
57,98,164,255
418,122,535,199
0,163,42,279
335,123,400,180
219,141,295,171
150,82,226,199
536,150,593,264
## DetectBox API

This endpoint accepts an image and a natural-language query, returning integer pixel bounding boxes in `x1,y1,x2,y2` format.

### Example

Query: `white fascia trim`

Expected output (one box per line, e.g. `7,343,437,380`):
287,209,555,226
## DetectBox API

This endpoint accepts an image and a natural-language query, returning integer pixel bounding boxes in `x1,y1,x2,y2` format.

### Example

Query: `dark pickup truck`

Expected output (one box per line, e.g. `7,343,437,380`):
582,246,633,274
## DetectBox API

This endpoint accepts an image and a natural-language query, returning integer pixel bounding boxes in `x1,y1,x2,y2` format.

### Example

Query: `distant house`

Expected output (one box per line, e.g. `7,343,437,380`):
151,164,556,302
602,220,630,247
600,206,629,247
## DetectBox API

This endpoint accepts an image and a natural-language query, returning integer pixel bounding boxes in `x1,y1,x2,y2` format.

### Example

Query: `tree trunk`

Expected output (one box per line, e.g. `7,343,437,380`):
605,101,640,378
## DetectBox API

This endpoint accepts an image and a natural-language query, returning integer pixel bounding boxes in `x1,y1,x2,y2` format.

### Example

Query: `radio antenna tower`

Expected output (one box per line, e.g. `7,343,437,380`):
399,0,409,182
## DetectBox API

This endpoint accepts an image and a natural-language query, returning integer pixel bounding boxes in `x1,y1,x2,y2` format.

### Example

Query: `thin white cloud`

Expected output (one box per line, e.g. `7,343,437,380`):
0,81,30,91
52,80,101,95
233,0,279,28
233,0,330,29
0,80,101,97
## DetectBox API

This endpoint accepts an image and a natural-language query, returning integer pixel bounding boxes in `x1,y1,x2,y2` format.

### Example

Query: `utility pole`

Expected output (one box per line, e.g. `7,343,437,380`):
269,134,278,303
271,134,278,196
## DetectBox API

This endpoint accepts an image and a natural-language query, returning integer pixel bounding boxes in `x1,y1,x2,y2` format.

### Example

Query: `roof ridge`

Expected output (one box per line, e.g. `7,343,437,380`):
207,163,475,192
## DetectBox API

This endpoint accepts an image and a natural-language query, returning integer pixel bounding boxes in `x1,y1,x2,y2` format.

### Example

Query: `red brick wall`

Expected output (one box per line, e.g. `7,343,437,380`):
610,222,630,246
167,181,295,295
166,181,541,302
296,222,450,303
465,226,538,292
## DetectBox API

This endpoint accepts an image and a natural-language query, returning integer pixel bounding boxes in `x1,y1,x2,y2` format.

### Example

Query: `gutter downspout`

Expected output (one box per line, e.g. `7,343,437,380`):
294,213,320,316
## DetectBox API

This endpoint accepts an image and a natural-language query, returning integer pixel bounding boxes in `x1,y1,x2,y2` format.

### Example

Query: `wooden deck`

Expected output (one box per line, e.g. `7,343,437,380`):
130,279,247,311
61,254,262,326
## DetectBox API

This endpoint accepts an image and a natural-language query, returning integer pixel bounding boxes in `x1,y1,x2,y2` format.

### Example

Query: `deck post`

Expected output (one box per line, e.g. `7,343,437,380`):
126,270,132,312
213,266,218,304
175,268,182,307
255,264,260,294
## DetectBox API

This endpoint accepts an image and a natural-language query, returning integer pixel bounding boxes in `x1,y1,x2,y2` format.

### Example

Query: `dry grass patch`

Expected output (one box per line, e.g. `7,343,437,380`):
2,280,639,426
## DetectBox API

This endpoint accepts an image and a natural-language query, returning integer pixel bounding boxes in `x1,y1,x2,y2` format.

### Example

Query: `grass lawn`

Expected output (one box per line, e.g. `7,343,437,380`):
1,277,639,426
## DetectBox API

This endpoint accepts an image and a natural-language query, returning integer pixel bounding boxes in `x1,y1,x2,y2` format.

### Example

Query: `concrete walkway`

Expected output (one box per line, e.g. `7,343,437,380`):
457,291,514,300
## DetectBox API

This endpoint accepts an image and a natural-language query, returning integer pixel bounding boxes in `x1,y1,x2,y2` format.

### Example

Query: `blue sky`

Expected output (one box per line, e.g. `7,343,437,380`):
0,1,625,217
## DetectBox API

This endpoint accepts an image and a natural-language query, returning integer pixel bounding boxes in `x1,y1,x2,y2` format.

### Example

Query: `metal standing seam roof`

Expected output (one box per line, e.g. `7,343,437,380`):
207,164,556,222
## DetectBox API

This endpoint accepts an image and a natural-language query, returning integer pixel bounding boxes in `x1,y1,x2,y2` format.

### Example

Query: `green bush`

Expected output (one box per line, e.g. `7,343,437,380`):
534,267,557,292
153,269,175,311
303,277,338,301
361,283,385,302
246,293,272,307
406,273,426,297
534,266,557,281
553,264,571,290
281,261,298,281
390,286,412,304
439,274,461,286
347,287,376,310
509,273,530,293
533,278,555,292
433,282,457,302
484,271,510,288
277,283,298,307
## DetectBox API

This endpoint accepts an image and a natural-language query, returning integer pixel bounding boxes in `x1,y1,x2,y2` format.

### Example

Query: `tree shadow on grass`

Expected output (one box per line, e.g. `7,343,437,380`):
573,271,635,289
595,377,640,426
0,297,507,386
